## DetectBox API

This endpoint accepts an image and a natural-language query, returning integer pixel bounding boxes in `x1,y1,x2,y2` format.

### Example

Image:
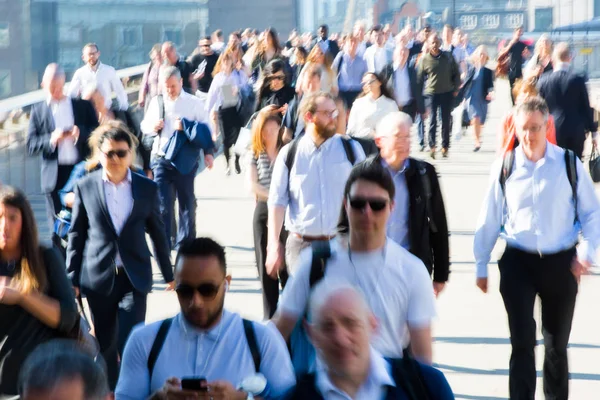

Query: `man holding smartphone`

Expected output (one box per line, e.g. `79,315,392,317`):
116,238,295,400
190,37,219,100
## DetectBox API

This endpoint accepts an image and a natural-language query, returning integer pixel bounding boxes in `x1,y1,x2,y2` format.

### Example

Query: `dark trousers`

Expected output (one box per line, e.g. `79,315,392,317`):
416,113,426,147
399,99,417,121
252,201,289,319
85,272,147,389
557,133,586,160
219,106,241,167
152,157,197,249
45,165,75,244
498,246,578,400
339,90,362,110
427,91,453,150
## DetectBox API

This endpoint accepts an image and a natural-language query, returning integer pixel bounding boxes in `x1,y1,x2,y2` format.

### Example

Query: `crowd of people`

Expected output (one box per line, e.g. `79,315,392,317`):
0,18,595,400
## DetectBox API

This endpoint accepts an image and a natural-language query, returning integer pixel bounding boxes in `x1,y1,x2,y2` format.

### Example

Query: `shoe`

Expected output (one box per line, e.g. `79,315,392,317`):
430,148,436,159
225,167,231,176
420,145,426,152
441,148,448,158
234,158,241,174
473,146,481,152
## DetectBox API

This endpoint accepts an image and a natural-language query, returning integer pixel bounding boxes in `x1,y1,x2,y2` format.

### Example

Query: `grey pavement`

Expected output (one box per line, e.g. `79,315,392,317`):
145,79,600,399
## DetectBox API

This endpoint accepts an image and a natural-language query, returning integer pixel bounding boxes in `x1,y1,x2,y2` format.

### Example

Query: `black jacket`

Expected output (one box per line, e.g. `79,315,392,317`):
381,59,425,115
455,66,494,108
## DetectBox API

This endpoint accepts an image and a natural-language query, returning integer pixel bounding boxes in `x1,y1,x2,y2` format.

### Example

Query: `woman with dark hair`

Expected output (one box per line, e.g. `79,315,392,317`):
255,59,295,114
247,106,288,318
0,186,79,396
347,72,398,139
251,27,285,77
291,46,308,88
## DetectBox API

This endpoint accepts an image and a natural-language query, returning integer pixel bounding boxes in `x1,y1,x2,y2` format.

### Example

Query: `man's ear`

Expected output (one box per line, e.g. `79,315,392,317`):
368,313,378,335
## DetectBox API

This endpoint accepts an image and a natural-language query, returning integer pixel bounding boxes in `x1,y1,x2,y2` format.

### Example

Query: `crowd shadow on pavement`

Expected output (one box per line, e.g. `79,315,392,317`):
437,361,600,381
453,395,507,400
434,336,600,349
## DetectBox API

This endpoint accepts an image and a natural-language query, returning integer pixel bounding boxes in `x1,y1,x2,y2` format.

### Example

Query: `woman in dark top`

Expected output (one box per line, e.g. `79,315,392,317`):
247,106,288,319
0,186,78,396
256,59,296,114
291,46,308,88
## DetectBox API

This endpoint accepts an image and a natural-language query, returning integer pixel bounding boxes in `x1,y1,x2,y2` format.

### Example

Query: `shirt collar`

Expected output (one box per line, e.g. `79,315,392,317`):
302,132,337,153
176,310,231,341
102,168,132,184
515,140,554,167
47,96,68,106
382,158,409,176
86,61,103,72
554,62,571,72
315,347,395,397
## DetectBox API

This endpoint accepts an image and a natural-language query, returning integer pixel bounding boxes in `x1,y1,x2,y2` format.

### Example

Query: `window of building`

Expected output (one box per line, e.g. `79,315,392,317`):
0,23,9,48
163,27,182,45
0,70,11,98
534,8,553,31
119,26,142,47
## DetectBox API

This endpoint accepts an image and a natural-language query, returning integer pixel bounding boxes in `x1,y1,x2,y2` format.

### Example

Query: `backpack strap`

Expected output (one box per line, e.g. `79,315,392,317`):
499,149,515,194
156,94,165,134
387,352,431,400
416,160,438,233
340,136,357,166
242,319,261,372
147,317,173,380
285,137,302,181
564,149,578,224
309,240,332,288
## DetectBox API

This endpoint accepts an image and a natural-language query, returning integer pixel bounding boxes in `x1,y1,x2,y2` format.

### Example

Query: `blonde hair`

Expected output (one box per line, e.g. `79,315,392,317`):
470,45,489,66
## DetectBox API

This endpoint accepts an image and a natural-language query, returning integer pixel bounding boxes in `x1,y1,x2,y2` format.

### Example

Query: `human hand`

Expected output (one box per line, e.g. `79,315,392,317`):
476,277,488,293
265,242,283,279
73,286,80,298
156,377,201,400
166,281,175,291
154,119,165,133
138,96,145,108
486,92,494,102
193,70,205,80
70,125,80,143
50,128,67,147
145,169,154,179
433,281,446,298
198,380,245,400
204,154,214,169
174,119,183,131
279,103,289,115
571,258,590,284
0,277,21,305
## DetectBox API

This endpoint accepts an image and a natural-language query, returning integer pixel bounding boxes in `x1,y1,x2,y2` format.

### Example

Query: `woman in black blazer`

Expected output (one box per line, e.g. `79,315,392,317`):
463,45,494,152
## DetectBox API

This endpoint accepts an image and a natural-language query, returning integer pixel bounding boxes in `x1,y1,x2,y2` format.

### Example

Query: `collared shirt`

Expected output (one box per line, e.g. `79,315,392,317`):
335,52,368,92
140,90,209,155
346,95,399,139
474,143,600,278
279,238,436,356
47,97,78,165
205,70,248,114
102,169,133,267
268,134,366,236
318,39,330,54
364,45,389,74
115,311,296,400
385,159,410,249
393,63,412,107
68,62,129,110
554,62,571,72
315,348,395,400
140,61,162,100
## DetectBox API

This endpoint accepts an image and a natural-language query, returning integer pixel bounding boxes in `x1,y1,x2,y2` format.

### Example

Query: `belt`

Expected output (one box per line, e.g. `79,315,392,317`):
293,233,336,242
506,246,576,259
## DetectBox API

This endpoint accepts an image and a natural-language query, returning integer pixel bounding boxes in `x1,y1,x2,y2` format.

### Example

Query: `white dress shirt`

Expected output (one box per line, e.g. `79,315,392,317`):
115,311,296,400
140,90,209,156
346,95,399,139
315,348,395,400
102,169,133,267
48,97,78,165
268,134,365,236
279,238,436,356
363,45,389,73
68,62,129,110
205,70,248,114
393,63,412,108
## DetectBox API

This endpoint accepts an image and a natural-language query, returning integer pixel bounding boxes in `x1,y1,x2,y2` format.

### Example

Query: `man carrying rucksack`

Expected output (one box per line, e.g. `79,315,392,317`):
115,238,295,400
273,159,436,373
285,281,454,400
373,112,450,297
267,92,366,276
474,97,600,400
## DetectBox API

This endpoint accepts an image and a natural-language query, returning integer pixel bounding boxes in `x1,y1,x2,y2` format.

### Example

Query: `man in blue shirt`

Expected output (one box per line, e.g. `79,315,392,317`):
115,238,295,400
474,97,600,400
333,35,368,110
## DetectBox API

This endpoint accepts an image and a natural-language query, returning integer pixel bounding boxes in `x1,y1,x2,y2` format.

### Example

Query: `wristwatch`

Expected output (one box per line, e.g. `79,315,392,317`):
238,373,267,399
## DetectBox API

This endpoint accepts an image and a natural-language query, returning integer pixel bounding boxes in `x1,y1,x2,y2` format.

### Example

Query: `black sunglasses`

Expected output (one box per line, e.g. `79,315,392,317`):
348,197,389,212
102,149,129,159
176,281,223,300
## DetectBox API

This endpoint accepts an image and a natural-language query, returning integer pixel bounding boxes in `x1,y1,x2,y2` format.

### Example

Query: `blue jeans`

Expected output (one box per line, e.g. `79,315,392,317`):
427,91,454,149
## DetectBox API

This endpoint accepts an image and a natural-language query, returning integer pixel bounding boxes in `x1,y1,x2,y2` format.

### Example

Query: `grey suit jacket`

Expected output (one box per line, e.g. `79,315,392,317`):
66,170,173,294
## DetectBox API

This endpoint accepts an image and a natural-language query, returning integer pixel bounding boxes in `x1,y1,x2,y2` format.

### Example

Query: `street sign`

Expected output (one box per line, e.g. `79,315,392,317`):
580,48,593,55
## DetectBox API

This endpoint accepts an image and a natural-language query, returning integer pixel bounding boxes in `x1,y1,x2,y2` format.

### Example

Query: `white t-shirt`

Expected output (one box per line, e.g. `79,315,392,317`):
279,237,436,358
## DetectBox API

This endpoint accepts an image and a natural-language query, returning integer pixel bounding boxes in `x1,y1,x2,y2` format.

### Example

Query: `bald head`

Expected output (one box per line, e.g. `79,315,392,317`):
42,63,66,101
553,42,572,63
376,112,413,138
309,281,371,325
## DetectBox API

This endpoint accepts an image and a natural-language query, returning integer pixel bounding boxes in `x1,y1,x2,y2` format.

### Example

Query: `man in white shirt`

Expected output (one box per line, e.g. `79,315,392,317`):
68,43,128,111
211,29,226,53
266,92,365,276
363,25,391,74
141,66,214,249
273,159,436,366
116,238,295,400
285,281,453,399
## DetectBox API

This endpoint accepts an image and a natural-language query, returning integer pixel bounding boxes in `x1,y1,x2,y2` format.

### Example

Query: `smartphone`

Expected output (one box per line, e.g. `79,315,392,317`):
181,377,208,392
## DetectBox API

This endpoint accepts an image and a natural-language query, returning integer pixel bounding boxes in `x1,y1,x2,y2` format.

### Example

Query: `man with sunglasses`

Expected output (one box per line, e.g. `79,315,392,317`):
67,123,174,389
190,37,219,101
273,159,436,367
116,238,295,400
374,112,450,297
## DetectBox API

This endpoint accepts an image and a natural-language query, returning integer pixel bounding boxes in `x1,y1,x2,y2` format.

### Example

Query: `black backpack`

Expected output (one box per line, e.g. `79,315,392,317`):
147,317,261,381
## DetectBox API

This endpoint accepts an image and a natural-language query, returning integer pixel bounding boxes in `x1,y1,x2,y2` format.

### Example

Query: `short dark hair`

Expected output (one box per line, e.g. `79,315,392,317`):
176,237,227,273
337,157,395,234
515,96,549,122
371,24,383,33
201,36,211,42
19,340,109,399
94,120,137,149
213,29,223,39
230,31,242,39
319,24,328,31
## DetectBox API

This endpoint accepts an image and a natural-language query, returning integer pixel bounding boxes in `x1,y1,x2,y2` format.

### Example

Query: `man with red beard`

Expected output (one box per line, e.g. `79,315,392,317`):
266,92,365,277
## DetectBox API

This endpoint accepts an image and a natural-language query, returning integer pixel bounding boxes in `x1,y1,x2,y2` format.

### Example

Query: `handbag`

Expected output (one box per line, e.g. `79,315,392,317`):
67,294,100,359
234,112,259,156
589,146,600,183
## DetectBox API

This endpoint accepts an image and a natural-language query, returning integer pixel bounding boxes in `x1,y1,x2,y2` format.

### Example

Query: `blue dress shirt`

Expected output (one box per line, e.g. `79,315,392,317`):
334,52,368,92
385,159,410,249
474,143,600,278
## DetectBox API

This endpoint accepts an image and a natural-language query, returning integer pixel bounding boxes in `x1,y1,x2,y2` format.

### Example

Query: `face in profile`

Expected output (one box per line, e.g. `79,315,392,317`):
0,203,22,253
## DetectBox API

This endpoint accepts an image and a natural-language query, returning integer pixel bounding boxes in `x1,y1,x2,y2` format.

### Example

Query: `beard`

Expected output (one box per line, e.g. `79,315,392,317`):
314,120,336,139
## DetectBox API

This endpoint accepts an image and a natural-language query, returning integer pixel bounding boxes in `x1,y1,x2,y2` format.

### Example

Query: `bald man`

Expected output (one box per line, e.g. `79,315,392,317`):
27,63,98,239
287,281,454,399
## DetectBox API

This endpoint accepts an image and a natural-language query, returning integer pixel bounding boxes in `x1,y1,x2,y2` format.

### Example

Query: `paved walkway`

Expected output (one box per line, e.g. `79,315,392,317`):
142,79,599,399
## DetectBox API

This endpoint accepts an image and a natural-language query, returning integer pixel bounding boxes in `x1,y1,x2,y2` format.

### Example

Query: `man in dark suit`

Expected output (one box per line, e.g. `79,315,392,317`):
316,24,339,58
66,122,174,389
537,42,597,158
383,45,424,122
27,63,98,237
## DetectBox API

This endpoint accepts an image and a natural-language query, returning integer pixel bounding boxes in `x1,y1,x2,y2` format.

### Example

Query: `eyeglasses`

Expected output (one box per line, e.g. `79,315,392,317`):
175,281,224,300
314,109,339,119
348,196,389,212
270,74,286,81
102,149,129,159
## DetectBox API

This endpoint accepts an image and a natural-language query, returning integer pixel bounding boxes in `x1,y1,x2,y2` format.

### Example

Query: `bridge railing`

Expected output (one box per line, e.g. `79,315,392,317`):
0,64,147,196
